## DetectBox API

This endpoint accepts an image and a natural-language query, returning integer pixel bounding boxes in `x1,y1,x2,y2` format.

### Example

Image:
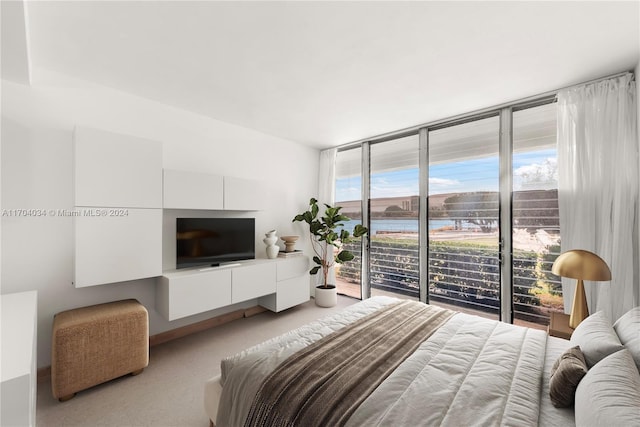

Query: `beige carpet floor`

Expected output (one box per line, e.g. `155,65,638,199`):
36,296,357,427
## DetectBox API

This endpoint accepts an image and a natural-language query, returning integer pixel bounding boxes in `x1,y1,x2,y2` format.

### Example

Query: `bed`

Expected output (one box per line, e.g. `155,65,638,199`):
205,296,640,427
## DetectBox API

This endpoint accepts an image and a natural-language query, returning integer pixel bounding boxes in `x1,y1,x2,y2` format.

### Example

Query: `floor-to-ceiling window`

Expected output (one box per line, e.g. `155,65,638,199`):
369,135,420,300
334,147,363,299
428,115,501,320
332,98,562,329
512,102,562,327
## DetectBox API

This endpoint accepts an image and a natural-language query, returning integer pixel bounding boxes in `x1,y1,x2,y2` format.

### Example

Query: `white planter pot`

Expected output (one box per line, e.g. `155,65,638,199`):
315,285,337,308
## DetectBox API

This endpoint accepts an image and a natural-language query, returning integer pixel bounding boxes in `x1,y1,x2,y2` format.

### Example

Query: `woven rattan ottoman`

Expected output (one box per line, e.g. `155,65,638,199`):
51,299,149,401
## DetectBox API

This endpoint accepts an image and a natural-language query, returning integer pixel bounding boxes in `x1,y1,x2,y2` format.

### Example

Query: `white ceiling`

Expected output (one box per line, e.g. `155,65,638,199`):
19,1,640,149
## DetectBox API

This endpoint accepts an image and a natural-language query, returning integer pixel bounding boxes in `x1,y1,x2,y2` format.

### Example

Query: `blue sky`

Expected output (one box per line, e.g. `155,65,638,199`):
335,148,557,201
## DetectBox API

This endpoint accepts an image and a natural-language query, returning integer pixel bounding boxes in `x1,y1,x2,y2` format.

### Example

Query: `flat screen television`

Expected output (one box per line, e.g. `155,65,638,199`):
176,218,255,269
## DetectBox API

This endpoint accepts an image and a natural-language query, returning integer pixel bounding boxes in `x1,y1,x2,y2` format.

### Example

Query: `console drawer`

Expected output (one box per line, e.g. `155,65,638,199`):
232,263,276,303
157,269,232,321
276,257,309,281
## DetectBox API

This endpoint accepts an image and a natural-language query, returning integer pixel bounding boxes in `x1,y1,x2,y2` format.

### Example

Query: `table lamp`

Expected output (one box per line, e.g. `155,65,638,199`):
551,249,611,329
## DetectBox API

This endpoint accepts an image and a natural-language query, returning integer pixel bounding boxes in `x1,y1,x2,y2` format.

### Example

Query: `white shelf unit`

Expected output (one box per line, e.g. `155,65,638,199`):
73,126,163,287
1,291,37,427
157,257,309,321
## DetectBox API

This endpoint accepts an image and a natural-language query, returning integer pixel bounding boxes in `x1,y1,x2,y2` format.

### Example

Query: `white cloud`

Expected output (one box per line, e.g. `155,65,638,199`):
514,158,558,190
429,177,460,187
336,186,362,201
371,177,389,186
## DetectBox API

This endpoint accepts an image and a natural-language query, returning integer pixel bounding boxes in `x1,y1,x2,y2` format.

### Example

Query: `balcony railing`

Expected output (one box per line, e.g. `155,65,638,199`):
336,235,562,327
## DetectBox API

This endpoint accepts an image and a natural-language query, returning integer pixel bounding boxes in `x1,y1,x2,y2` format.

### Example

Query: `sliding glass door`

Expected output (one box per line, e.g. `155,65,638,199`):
427,116,501,320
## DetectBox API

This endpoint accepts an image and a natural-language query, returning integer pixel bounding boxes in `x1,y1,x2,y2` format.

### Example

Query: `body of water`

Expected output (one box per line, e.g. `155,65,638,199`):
341,219,475,235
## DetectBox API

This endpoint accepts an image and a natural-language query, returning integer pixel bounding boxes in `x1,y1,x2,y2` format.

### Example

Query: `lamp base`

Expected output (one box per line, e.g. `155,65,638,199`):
569,279,589,329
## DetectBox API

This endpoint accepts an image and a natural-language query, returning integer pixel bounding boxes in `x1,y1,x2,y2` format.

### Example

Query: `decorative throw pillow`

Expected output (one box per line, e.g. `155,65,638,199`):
613,306,640,372
569,310,623,368
549,346,588,407
575,348,640,427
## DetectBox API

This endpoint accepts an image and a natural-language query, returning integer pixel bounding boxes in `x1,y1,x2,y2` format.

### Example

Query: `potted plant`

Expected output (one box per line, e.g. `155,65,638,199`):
293,198,368,307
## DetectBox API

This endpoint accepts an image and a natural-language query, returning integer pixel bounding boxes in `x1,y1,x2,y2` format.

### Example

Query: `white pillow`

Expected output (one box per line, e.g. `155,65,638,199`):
613,306,640,372
570,310,623,367
574,349,640,427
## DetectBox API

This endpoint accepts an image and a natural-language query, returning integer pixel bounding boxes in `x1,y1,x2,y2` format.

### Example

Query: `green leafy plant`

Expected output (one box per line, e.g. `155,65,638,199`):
293,198,368,288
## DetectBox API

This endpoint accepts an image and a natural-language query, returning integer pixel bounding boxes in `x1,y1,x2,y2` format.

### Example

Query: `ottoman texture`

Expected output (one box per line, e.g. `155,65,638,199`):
51,299,149,401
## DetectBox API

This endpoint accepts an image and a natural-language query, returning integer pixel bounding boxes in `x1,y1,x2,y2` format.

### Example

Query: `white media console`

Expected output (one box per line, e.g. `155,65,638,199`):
156,256,310,321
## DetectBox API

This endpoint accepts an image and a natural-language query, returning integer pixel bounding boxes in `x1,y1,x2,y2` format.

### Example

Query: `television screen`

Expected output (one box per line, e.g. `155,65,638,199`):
176,218,255,269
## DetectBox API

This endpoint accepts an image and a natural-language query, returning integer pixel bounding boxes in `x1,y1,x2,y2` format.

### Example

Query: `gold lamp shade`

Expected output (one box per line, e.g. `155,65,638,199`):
552,249,611,329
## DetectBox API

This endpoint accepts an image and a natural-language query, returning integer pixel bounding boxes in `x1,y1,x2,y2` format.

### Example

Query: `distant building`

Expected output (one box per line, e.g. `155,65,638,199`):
339,194,453,218
339,195,419,218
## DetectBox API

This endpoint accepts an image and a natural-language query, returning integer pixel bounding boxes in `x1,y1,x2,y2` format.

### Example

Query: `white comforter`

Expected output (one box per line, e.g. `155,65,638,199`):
216,297,569,427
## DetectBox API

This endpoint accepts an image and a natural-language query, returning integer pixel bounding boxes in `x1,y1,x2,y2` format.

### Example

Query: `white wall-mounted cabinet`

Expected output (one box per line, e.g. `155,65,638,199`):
157,268,232,321
157,257,309,321
73,126,163,287
224,176,266,211
74,209,163,287
162,170,266,211
1,291,37,427
163,169,224,209
74,127,162,208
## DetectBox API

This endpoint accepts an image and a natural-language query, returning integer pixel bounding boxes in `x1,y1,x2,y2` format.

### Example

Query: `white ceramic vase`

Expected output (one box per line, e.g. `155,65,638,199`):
315,285,337,307
263,230,279,259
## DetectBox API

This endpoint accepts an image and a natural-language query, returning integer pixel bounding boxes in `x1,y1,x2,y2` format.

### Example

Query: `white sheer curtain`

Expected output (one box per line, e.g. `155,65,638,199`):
318,148,337,207
557,73,638,322
317,148,337,285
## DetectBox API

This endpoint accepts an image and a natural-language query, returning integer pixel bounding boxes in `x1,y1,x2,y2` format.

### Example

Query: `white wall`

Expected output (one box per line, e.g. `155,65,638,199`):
1,73,319,368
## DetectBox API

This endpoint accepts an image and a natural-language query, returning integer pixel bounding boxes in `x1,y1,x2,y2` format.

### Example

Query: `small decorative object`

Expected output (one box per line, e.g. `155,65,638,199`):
263,230,279,259
278,250,304,258
551,249,611,329
293,198,368,307
280,235,299,253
